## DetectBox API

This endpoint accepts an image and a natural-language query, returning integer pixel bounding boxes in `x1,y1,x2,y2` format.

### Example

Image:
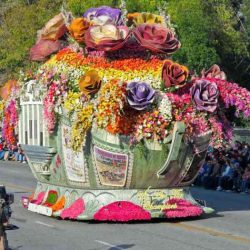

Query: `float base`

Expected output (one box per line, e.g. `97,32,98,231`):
25,182,214,221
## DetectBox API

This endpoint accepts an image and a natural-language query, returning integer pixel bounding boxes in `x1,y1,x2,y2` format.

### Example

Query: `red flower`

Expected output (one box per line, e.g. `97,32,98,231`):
30,39,62,61
162,60,189,88
133,24,181,54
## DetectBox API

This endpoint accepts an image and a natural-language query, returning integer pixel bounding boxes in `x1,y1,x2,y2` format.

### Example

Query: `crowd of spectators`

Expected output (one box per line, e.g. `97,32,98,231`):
0,138,26,163
195,141,250,194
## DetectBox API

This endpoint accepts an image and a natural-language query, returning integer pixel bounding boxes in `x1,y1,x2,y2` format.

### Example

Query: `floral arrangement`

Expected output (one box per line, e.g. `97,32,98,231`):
95,79,127,130
1,4,250,152
2,100,18,145
71,102,94,151
29,4,250,150
94,201,151,221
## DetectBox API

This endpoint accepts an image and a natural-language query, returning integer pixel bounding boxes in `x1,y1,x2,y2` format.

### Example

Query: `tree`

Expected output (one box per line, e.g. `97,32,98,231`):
167,0,220,72
0,0,63,85
202,0,249,86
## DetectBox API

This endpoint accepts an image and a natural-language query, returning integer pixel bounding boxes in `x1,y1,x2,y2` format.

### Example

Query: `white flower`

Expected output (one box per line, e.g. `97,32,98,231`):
158,94,172,121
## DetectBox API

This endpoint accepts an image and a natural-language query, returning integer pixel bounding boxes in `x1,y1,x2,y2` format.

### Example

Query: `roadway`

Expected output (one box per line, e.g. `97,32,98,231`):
0,161,250,250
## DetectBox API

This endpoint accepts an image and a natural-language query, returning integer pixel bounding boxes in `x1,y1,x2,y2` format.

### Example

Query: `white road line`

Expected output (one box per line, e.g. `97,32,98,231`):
35,220,55,228
95,240,124,250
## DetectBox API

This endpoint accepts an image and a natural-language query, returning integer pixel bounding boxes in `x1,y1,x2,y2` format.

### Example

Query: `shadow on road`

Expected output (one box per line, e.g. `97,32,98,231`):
109,244,135,250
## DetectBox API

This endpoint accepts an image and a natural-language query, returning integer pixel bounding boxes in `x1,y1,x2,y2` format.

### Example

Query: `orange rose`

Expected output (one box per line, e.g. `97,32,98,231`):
79,70,102,96
68,18,89,43
162,60,189,88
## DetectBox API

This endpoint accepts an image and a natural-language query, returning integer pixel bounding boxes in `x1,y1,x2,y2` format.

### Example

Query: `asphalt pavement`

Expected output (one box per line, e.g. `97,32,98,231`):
1,161,250,250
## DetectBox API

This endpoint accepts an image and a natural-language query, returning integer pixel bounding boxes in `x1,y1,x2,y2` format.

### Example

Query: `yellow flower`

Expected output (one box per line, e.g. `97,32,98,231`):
0,100,6,122
71,103,94,151
63,91,82,114
127,12,164,26
78,70,102,96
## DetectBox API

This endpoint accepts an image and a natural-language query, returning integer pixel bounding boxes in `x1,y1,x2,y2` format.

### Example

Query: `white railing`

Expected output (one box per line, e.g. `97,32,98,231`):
18,80,47,146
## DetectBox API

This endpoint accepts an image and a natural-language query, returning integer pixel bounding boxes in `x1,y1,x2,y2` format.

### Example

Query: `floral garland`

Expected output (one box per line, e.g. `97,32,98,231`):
2,100,18,145
94,79,127,130
71,102,94,151
43,82,60,133
63,91,84,117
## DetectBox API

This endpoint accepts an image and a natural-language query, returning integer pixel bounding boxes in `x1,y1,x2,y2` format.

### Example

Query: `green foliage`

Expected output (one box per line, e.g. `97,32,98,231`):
0,0,63,84
67,0,164,16
125,0,164,13
168,0,220,72
67,0,115,16
202,0,249,87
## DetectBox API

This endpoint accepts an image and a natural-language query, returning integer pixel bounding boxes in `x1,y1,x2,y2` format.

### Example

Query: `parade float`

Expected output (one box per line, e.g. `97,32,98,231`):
1,3,250,221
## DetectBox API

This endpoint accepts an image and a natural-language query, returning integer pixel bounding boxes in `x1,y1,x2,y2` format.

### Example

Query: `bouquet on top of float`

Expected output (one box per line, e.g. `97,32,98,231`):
1,4,250,151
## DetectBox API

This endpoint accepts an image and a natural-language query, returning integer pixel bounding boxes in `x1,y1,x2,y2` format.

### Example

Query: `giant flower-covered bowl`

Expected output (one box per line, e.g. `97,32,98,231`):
11,5,250,222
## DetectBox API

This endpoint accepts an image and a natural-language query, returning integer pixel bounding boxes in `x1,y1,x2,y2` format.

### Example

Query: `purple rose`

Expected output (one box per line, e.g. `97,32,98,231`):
83,6,123,26
191,79,219,113
127,82,155,110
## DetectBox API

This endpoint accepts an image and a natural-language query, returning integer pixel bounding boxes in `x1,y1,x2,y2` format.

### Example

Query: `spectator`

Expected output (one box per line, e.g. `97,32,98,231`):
216,159,235,191
15,144,26,163
241,164,250,193
0,141,9,161
195,141,250,195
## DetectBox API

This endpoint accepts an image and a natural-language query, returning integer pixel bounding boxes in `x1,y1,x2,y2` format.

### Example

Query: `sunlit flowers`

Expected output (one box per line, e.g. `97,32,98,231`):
132,110,171,144
0,80,17,100
30,39,62,61
95,79,127,129
158,94,172,121
0,100,5,122
63,91,82,115
71,103,94,151
40,13,67,41
2,100,18,145
201,64,226,80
